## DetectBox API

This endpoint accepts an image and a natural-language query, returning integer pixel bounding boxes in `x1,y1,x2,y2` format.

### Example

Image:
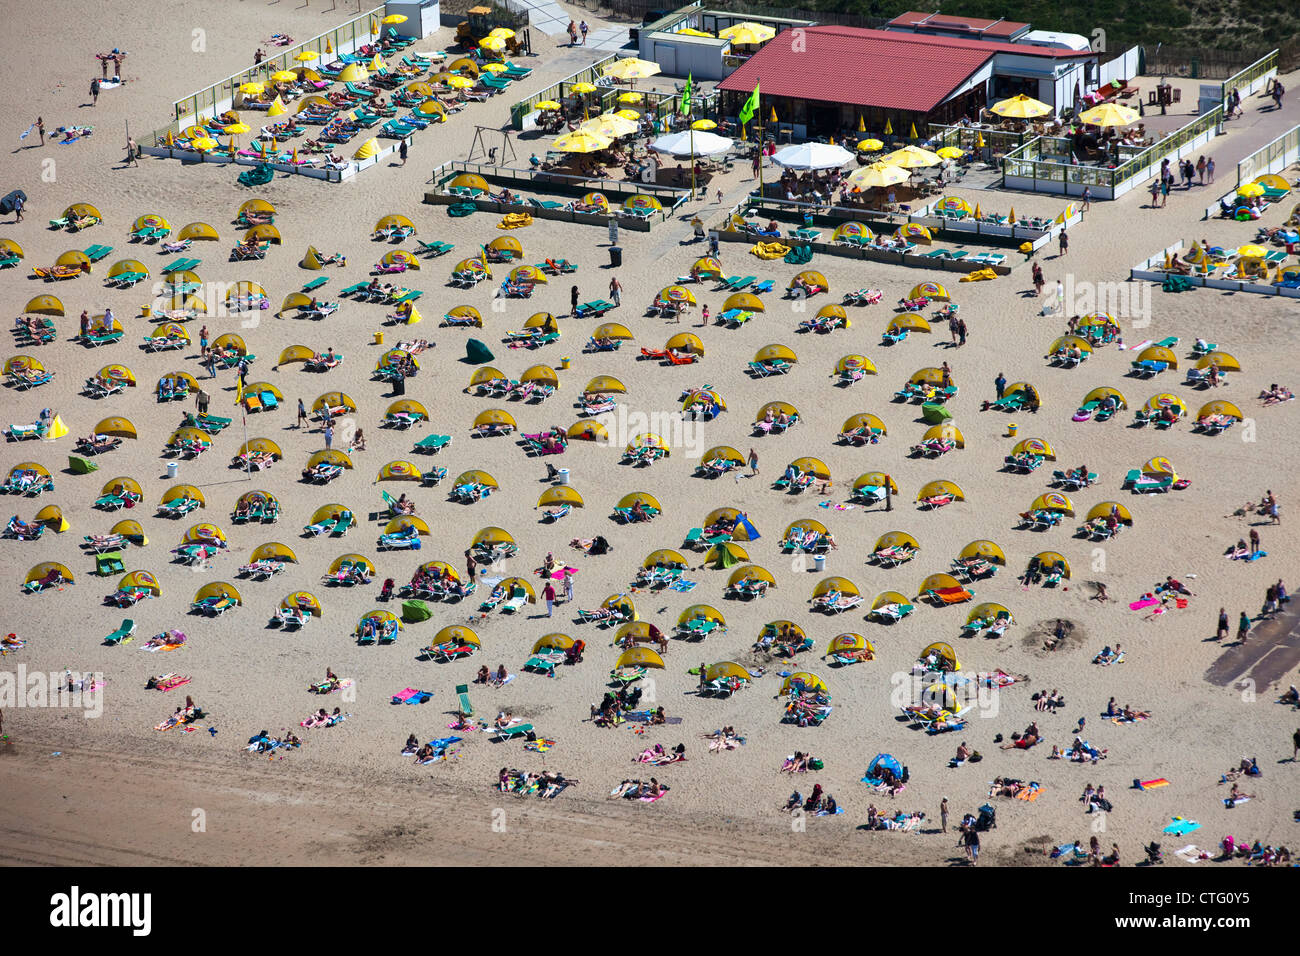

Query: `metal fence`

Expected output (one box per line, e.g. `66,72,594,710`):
1220,50,1279,104
158,5,386,143
1236,123,1300,186
1142,44,1267,79
927,124,1028,157
509,53,620,128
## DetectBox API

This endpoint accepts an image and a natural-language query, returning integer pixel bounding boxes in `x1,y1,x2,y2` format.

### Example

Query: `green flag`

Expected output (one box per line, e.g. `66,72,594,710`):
679,74,692,115
738,79,760,125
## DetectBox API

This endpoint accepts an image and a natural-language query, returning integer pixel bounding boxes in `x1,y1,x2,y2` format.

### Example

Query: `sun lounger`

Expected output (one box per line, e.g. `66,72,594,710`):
575,299,614,318
926,586,974,605
103,619,136,645
492,722,534,741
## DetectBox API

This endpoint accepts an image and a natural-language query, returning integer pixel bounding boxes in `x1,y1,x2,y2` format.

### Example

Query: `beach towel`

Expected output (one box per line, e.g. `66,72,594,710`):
1162,817,1201,835
1015,783,1045,801
1224,796,1251,808
1136,778,1171,790
640,786,671,802
1129,597,1159,610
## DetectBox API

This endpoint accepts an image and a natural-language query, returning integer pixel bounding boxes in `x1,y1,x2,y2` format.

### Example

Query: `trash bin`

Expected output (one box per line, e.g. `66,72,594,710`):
813,554,826,572
609,246,622,268
166,461,180,479
561,356,571,370
392,375,406,396
1007,422,1018,437
374,330,384,345
557,468,570,485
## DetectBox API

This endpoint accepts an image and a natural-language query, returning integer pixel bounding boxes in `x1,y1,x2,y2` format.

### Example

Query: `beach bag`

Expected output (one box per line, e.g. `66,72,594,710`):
809,758,824,771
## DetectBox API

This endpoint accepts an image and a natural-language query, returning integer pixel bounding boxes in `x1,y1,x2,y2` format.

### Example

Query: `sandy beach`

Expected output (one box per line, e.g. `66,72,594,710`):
2,0,1299,866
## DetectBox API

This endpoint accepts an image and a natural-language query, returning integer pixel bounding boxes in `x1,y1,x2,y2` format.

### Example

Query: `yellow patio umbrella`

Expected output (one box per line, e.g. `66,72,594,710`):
977,131,985,148
858,115,866,132
294,51,318,62
770,106,778,123
225,122,250,147
991,94,1051,118
536,100,561,111
618,91,644,104
266,96,289,117
369,55,387,72
444,75,474,90
488,28,515,38
615,109,641,120
570,81,597,94
583,114,638,138
480,36,507,52
882,144,942,168
678,27,713,37
382,13,408,23
239,82,265,95
338,64,369,83
719,22,775,44
604,57,662,80
857,138,884,152
271,70,296,83
482,63,507,73
691,119,717,130
191,137,218,151
937,146,964,159
883,117,893,135
1237,243,1268,258
1078,102,1139,127
1236,182,1265,197
555,129,612,153
909,122,918,139
847,162,909,189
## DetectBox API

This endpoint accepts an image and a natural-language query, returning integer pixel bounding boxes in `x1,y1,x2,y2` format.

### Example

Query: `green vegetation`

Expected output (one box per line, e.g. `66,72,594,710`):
773,0,1288,52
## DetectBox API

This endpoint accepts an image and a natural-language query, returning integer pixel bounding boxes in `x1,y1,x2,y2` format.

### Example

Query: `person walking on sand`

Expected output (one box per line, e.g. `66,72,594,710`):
748,447,758,476
36,117,44,146
196,388,210,415
570,284,579,316
198,325,209,356
1160,177,1169,207
323,422,334,450
994,372,1007,399
1149,178,1160,208
1059,228,1068,257
580,20,589,45
543,580,555,617
399,138,408,166
609,275,621,307
1217,607,1230,641
12,193,22,222
126,136,138,166
100,54,108,80
1032,261,1044,296
1055,279,1064,314
1206,157,1215,184
566,21,577,46
90,78,100,106
940,797,949,833
956,317,967,347
1238,611,1251,643
1249,527,1261,555
700,304,709,328
563,570,573,604
1081,187,1090,211
297,398,308,429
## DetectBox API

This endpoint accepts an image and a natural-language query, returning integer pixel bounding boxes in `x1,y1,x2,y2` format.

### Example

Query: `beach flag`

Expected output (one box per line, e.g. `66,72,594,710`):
679,73,692,115
234,376,244,407
479,246,492,280
909,122,918,139
770,106,778,124
48,414,68,439
858,115,865,132
738,80,760,126
883,117,893,135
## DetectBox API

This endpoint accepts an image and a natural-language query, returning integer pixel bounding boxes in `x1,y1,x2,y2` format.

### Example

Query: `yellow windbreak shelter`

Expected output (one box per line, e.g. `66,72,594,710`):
183,522,226,545
1030,492,1074,515
704,661,751,682
626,433,669,456
24,294,65,315
872,590,911,610
816,303,848,322
701,445,745,467
887,313,930,334
178,222,219,241
1147,394,1188,417
384,516,430,536
313,390,357,414
26,561,75,585
643,548,688,569
7,461,51,483
95,416,138,438
678,604,726,629
3,355,44,376
909,281,949,300
615,622,663,646
724,291,765,313
56,250,92,270
250,541,298,563
161,483,206,507
1087,501,1133,524
1049,333,1093,356
584,374,626,394
691,255,723,279
703,541,749,567
496,576,536,603
238,437,283,459
472,526,515,548
1137,345,1178,369
919,641,960,671
917,572,965,595
826,632,872,657
910,366,950,385
328,553,376,576
36,504,68,532
387,399,429,421
306,449,354,470
617,491,662,512
238,199,276,218
381,249,420,270
0,238,25,260
213,332,249,354
357,609,402,635
757,400,799,423
63,202,102,221
150,323,190,345
108,259,149,281
781,671,828,695
567,420,608,442
488,235,523,257
666,332,704,355
378,349,419,373
1197,399,1244,421
789,270,828,291
473,408,516,430
1011,437,1055,459
617,647,666,670
593,321,633,341
790,457,831,479
727,564,777,590
238,489,279,515
874,530,919,552
812,575,860,600
533,633,573,654
842,412,886,435
374,214,416,235
1033,552,1070,578
923,423,964,447
281,591,323,617
521,365,560,387
837,354,877,375
431,625,479,650
753,343,797,365
1082,386,1127,408
916,479,964,501
968,602,1014,625
538,485,584,508
378,460,423,482
194,581,241,605
703,507,754,539
683,388,726,413
959,539,1006,564
278,345,315,366
832,221,873,241
454,469,499,489
468,366,506,388
855,472,899,495
280,292,321,314
102,476,143,499
1196,352,1242,372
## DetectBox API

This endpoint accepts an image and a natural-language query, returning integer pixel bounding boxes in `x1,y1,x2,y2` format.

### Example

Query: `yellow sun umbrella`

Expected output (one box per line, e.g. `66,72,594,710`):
488,28,515,39
1237,244,1268,258
881,144,942,168
271,70,297,83
615,109,641,120
618,92,644,104
382,13,408,23
570,82,597,94
991,94,1052,118
1236,182,1265,198
555,129,612,153
445,75,474,89
847,162,910,189
719,21,776,44
583,114,638,138
937,146,964,159
857,138,884,151
691,119,717,130
603,57,662,80
294,51,319,62
1077,102,1139,127
482,62,507,73
480,36,507,52
536,100,561,111
191,137,218,151
239,82,265,95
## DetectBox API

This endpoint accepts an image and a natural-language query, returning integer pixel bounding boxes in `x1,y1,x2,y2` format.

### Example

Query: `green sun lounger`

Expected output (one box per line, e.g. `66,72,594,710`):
340,282,369,297
162,258,201,274
416,240,454,256
492,722,533,741
302,276,330,293
456,683,473,716
83,244,113,261
413,433,452,454
1153,336,1179,349
103,619,136,645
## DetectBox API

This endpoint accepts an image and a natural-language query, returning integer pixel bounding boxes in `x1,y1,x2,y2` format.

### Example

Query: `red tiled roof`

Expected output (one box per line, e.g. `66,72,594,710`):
718,27,1088,113
887,11,1028,38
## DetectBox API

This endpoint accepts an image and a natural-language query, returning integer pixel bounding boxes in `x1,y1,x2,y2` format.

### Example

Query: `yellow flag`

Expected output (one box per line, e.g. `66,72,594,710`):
234,376,244,406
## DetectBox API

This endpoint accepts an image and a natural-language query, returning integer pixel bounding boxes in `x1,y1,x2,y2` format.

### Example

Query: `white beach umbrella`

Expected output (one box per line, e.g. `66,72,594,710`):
650,130,733,157
771,142,855,170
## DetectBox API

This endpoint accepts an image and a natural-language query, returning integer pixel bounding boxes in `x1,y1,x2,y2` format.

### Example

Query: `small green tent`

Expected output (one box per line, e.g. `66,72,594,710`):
921,402,953,424
401,599,433,623
465,338,494,364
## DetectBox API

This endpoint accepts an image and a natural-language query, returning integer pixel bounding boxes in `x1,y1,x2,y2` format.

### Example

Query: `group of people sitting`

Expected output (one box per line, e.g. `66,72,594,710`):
633,742,686,765
609,778,668,800
301,707,345,728
1259,383,1294,405
1102,698,1152,721
1033,688,1066,712
591,685,644,727
780,752,822,773
782,783,839,815
499,768,575,798
474,664,511,687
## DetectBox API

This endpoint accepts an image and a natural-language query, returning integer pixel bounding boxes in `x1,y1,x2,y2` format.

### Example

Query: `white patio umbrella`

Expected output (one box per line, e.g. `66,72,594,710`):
771,142,855,170
650,129,733,157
